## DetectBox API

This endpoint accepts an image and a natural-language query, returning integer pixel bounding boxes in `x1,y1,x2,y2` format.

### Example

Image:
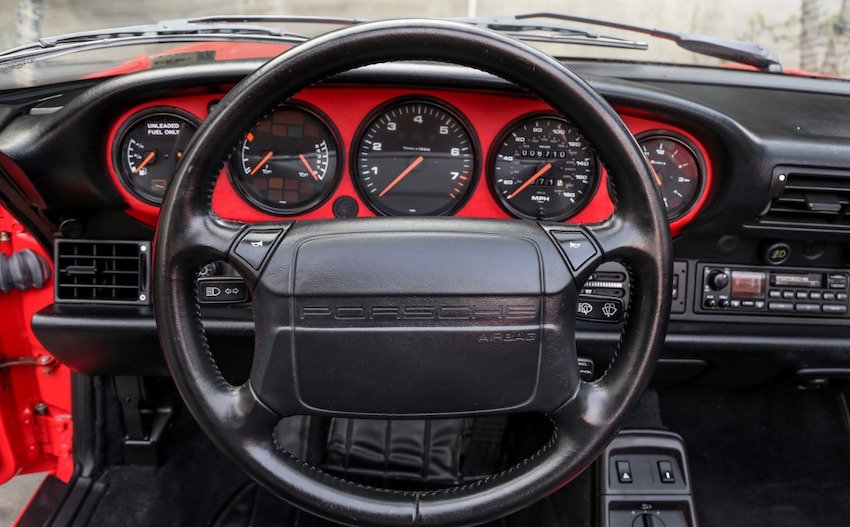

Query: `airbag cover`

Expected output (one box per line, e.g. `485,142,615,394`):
287,232,546,415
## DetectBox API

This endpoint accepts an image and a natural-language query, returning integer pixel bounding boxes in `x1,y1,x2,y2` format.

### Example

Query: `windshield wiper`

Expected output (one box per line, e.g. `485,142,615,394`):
462,13,782,72
452,15,649,51
0,18,315,60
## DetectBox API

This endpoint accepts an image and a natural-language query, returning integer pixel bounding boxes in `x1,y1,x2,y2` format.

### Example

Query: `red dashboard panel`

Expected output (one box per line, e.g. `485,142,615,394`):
105,86,712,236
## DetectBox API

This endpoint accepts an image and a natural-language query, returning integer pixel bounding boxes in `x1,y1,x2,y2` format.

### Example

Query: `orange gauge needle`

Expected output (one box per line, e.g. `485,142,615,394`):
379,155,424,198
649,164,662,186
133,151,156,174
249,150,274,176
298,154,320,181
508,163,552,200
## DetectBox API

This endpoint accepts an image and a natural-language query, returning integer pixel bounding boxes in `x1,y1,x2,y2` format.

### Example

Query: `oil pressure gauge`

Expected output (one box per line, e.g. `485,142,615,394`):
113,108,199,204
638,131,706,221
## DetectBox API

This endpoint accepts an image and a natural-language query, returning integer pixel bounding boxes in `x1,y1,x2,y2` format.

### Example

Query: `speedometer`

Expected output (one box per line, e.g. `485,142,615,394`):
491,115,598,221
352,98,478,216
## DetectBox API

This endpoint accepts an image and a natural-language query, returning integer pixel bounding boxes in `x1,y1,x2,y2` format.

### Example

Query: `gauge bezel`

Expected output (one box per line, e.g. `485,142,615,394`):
227,100,344,216
488,112,600,222
636,130,707,222
112,107,201,205
350,95,481,217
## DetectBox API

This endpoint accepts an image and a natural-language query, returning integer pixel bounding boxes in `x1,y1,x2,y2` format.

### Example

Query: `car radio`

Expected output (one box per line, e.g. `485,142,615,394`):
698,263,848,316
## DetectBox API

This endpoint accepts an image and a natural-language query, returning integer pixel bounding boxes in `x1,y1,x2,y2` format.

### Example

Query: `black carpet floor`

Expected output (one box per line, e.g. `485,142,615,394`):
659,388,850,527
83,387,850,527
86,412,250,527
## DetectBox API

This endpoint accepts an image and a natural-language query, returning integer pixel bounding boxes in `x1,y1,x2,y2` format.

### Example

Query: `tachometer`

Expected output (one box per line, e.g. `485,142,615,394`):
353,98,478,216
637,131,705,221
491,115,598,221
230,103,341,215
113,108,199,204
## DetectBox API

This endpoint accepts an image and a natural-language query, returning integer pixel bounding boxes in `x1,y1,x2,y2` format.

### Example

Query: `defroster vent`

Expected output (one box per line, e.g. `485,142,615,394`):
55,240,150,304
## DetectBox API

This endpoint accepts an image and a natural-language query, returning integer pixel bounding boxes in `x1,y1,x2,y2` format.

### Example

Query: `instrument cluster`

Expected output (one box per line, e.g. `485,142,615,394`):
107,87,710,232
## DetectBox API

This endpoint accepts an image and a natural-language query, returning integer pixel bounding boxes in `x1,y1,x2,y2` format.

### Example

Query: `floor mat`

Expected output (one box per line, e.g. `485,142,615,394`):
86,411,249,527
659,388,850,527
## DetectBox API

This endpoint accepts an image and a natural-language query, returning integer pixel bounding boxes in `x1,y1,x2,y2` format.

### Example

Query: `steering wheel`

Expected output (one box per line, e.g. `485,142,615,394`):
154,19,671,527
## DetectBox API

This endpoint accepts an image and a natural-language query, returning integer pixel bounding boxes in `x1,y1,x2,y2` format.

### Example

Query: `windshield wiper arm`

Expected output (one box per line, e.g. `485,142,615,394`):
494,13,782,72
452,15,649,51
0,18,313,58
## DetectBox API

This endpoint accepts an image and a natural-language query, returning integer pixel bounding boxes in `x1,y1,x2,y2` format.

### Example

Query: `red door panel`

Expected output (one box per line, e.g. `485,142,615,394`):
0,201,73,486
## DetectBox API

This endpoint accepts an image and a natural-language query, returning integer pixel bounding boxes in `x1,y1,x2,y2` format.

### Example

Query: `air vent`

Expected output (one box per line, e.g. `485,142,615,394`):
55,240,150,304
756,167,850,231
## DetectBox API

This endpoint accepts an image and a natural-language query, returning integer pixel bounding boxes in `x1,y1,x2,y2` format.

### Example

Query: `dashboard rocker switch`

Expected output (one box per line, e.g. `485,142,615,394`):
616,461,633,484
658,460,676,483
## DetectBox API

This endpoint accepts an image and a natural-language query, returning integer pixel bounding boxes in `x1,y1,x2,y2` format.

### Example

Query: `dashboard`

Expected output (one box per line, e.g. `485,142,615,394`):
105,86,710,234
2,59,850,390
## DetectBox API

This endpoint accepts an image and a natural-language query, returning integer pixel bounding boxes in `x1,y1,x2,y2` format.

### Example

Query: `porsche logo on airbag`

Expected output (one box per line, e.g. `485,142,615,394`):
299,303,538,321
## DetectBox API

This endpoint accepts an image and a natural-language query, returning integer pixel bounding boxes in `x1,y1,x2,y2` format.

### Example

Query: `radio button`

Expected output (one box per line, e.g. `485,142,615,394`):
768,302,794,312
730,300,741,308
823,304,848,315
823,292,836,301
795,303,822,313
782,290,795,299
741,300,756,308
769,290,781,299
755,300,765,309
796,291,808,299
809,291,822,300
838,293,849,301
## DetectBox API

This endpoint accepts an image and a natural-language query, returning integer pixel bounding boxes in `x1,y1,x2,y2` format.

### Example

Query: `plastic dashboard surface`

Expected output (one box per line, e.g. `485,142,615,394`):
105,86,712,234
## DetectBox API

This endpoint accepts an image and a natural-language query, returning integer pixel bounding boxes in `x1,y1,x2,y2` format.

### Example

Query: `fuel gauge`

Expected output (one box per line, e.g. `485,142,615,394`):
113,108,199,204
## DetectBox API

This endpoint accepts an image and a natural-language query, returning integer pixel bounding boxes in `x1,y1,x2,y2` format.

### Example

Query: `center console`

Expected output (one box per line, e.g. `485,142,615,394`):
599,430,699,527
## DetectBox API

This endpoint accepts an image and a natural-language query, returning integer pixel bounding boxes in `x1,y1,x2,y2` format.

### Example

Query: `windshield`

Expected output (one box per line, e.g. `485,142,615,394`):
0,0,847,89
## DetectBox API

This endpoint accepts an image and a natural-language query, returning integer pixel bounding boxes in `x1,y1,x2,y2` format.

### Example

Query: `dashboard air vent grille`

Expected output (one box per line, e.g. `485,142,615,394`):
758,167,850,231
55,240,150,304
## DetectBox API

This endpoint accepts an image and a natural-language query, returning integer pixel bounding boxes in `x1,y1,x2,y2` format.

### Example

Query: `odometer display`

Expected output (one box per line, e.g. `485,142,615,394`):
353,99,477,216
230,104,340,215
491,115,597,221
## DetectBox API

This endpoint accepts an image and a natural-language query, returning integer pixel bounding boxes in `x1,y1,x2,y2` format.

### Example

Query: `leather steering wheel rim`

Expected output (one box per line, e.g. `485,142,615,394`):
154,19,672,527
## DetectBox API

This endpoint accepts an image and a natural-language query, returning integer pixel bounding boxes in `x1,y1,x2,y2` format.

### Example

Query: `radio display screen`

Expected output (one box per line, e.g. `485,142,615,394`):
771,273,823,288
731,271,766,298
